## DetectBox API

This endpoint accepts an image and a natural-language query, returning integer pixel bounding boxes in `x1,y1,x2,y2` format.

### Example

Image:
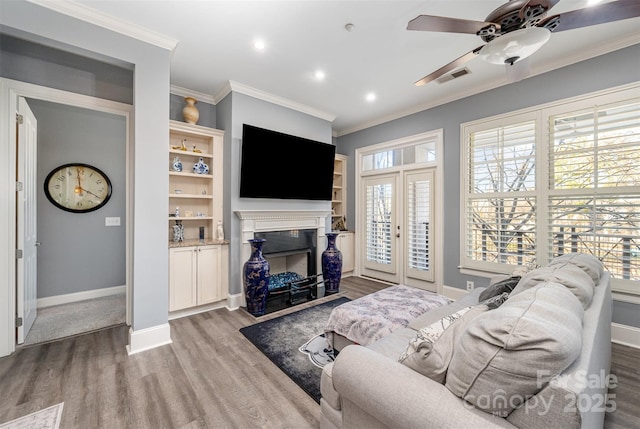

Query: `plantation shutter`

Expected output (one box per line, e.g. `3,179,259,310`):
365,179,393,268
464,118,537,270
548,100,640,290
406,170,434,281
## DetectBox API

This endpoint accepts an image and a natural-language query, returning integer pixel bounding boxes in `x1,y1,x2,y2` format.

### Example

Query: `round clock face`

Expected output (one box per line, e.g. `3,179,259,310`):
44,163,112,213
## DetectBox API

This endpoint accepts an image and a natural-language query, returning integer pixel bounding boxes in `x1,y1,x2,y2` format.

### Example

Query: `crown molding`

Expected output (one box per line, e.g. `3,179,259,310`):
336,34,640,137
26,0,178,51
224,81,336,122
170,85,216,105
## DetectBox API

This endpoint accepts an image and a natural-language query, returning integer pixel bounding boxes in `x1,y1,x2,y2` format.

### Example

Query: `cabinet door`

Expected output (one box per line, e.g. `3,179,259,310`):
169,247,197,311
338,232,355,274
197,246,220,305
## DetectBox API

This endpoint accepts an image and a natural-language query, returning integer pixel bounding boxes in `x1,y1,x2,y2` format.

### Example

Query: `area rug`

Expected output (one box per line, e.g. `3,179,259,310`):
0,403,64,429
240,297,351,403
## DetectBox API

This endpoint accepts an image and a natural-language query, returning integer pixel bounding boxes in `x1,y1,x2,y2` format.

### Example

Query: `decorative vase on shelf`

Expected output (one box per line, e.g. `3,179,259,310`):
193,157,209,174
172,156,183,172
216,220,225,241
182,96,200,124
172,221,184,242
322,232,343,295
243,238,270,316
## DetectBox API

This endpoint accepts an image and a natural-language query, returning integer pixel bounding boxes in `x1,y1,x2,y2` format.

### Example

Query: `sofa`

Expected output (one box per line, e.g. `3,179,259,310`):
320,254,612,429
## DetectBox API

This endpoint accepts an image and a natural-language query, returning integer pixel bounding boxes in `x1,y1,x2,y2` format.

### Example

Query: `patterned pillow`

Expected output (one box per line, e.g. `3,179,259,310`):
478,276,520,302
399,305,489,383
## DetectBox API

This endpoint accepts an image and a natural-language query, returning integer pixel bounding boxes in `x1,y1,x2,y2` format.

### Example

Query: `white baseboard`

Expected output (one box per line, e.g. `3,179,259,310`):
226,293,243,311
611,322,640,349
442,285,470,301
169,300,231,320
38,285,126,308
126,323,172,355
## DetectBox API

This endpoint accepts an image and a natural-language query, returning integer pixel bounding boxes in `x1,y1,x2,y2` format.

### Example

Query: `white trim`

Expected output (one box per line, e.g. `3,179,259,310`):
215,81,336,122
168,299,231,320
126,324,172,355
0,78,133,358
611,322,640,349
37,285,125,308
442,285,472,301
26,0,179,51
226,293,243,311
170,85,216,105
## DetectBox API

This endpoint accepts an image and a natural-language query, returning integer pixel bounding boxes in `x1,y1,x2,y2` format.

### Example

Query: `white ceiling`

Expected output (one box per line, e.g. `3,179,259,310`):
49,1,640,135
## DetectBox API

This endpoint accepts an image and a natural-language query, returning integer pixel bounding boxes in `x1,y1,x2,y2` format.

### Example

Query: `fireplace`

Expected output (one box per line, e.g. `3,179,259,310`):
256,229,319,312
235,210,331,313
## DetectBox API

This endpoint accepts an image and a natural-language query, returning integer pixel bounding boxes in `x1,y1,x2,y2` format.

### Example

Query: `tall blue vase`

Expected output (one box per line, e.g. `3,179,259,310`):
322,232,343,295
243,238,270,316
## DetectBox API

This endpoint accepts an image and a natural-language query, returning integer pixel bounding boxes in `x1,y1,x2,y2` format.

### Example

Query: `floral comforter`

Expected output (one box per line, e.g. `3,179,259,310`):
324,285,451,348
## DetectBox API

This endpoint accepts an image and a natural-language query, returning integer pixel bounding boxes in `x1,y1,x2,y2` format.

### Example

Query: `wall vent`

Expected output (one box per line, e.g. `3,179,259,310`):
437,67,471,84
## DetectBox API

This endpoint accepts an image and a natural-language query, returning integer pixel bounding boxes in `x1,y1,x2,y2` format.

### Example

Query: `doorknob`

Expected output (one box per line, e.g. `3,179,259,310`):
396,225,400,238
35,242,41,247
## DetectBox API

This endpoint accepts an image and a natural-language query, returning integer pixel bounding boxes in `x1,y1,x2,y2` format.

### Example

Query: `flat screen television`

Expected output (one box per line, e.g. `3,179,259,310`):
240,124,336,201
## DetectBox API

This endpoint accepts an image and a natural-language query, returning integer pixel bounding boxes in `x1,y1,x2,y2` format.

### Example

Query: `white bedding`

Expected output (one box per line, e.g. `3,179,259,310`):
324,285,451,348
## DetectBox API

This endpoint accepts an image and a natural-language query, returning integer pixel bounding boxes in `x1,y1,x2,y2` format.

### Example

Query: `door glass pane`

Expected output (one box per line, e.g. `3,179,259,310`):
407,177,430,272
366,183,393,265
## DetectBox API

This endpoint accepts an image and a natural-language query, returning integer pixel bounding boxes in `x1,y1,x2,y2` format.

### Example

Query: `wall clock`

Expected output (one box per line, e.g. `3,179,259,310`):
44,163,112,213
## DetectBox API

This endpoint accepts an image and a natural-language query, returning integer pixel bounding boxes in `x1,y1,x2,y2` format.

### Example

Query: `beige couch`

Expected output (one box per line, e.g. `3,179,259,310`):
320,254,612,429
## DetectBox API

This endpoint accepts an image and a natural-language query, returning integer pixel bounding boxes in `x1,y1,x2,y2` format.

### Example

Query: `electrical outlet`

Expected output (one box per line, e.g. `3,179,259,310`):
466,281,474,291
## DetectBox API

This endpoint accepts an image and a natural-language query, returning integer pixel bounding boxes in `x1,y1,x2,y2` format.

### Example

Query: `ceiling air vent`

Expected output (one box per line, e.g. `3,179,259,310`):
436,67,471,84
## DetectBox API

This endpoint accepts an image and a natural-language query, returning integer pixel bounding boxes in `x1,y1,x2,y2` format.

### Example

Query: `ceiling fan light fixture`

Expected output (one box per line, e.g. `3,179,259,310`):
479,27,551,65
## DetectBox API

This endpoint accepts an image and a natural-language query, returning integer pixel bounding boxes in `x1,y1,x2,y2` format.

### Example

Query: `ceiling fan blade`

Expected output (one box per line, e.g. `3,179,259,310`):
538,0,640,32
415,46,483,86
408,15,500,34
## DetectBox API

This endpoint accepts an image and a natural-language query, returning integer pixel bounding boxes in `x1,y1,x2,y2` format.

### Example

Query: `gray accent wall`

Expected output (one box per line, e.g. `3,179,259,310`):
336,44,640,327
30,99,126,298
221,92,333,296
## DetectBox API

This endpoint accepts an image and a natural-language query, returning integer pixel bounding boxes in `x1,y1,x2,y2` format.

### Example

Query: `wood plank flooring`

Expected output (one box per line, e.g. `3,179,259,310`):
1,276,638,428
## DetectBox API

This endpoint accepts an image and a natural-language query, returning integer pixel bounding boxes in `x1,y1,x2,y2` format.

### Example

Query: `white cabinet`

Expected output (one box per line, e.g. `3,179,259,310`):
337,231,354,276
169,244,228,312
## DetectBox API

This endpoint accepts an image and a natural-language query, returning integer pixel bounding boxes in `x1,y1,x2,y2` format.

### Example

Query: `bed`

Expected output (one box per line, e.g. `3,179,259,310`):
324,284,451,351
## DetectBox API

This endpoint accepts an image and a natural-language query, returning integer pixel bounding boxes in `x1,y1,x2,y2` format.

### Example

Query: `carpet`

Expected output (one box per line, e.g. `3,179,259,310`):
240,297,351,403
0,403,64,429
24,294,125,345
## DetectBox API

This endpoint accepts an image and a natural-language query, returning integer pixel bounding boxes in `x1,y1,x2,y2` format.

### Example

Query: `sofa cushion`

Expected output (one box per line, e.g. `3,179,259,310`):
548,253,603,284
399,304,489,383
511,264,595,308
445,282,584,417
479,276,521,302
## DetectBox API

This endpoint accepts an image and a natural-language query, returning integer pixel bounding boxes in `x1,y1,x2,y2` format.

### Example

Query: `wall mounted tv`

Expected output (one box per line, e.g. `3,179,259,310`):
240,124,336,201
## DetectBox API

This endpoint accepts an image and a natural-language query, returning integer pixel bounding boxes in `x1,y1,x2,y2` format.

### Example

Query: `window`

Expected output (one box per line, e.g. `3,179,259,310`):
462,86,640,294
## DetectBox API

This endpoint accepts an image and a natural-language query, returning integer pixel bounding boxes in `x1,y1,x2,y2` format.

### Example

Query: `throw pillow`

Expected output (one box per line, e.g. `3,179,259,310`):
399,305,489,383
548,253,604,284
511,264,595,308
445,282,583,417
478,276,521,302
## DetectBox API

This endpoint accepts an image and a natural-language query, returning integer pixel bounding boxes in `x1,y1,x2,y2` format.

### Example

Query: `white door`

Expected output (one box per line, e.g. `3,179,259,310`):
404,170,435,284
16,97,38,344
361,174,399,283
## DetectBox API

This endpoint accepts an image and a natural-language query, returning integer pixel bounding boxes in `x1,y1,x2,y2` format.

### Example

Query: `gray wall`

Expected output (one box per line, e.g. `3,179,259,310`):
2,0,172,332
223,92,333,295
336,43,640,327
29,99,126,298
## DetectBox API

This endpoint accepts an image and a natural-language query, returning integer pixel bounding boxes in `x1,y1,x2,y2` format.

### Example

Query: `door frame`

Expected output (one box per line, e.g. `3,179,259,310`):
0,78,133,357
354,130,444,293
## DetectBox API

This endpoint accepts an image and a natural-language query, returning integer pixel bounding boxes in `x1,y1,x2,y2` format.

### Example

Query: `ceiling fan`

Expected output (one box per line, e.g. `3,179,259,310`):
408,0,640,86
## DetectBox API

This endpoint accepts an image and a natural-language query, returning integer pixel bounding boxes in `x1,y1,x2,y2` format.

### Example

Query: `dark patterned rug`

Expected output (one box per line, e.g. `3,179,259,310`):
239,297,351,403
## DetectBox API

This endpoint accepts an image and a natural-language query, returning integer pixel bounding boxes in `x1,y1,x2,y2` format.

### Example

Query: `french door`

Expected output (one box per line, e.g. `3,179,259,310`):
361,169,435,289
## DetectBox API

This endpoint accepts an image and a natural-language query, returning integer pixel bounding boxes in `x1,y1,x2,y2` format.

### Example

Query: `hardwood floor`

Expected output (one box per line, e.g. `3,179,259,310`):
0,276,638,428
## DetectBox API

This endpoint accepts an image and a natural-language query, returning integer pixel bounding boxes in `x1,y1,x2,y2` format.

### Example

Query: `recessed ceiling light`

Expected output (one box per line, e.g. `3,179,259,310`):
314,70,326,81
254,39,266,50
365,92,377,102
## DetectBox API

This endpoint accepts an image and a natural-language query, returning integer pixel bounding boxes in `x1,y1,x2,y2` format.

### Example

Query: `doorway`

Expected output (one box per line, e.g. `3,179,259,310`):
1,79,133,355
356,131,443,292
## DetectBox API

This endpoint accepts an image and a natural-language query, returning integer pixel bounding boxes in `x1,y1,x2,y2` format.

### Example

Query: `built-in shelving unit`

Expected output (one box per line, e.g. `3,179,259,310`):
332,154,347,230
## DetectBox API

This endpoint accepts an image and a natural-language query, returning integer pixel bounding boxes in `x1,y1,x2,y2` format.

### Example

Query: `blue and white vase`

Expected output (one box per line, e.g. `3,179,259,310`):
172,156,182,172
193,157,209,174
322,232,343,295
243,238,270,316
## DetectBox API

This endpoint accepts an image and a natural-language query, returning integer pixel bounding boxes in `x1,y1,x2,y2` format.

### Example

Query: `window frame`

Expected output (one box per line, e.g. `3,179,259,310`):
460,83,640,296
